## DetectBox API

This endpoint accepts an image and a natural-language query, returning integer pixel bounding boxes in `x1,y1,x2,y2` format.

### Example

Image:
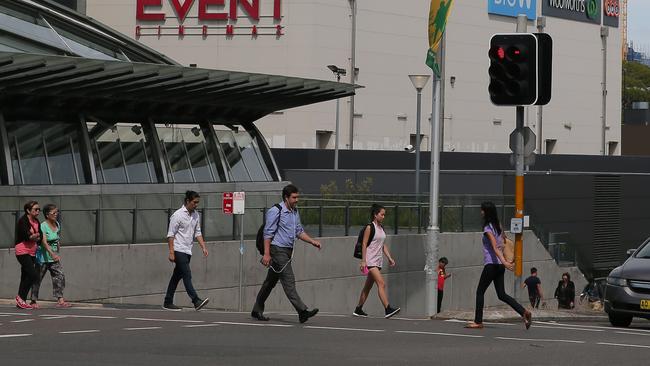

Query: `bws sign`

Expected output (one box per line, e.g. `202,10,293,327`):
488,0,537,20
542,0,601,25
135,0,283,38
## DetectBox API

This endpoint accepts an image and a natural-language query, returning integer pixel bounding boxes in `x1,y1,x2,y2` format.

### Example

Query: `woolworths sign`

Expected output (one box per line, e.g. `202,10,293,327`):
542,0,602,24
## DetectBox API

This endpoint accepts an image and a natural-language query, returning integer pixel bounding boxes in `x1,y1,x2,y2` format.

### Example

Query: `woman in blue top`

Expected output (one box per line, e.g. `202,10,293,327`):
32,204,70,308
466,202,530,329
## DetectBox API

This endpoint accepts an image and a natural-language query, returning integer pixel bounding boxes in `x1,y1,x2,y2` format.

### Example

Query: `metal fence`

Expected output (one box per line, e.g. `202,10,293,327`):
1,194,518,248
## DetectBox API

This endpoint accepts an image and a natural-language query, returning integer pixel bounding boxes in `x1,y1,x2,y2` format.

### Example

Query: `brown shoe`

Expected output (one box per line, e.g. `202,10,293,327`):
524,310,532,330
465,322,484,329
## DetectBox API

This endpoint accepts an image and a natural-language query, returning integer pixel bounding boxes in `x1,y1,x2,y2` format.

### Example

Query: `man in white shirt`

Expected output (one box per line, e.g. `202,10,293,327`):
163,191,210,311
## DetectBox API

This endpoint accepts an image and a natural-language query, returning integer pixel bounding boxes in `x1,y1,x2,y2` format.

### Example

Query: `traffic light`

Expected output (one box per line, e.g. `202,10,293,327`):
488,33,552,106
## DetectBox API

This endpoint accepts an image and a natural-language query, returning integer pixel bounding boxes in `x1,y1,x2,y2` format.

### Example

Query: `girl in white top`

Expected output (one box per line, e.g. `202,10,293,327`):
353,204,401,319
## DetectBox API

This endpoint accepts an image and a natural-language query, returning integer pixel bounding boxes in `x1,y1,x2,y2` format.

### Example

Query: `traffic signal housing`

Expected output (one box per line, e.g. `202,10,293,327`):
488,33,552,106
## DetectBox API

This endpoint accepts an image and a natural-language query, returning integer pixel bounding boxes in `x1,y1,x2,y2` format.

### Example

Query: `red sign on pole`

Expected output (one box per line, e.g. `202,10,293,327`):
223,192,233,214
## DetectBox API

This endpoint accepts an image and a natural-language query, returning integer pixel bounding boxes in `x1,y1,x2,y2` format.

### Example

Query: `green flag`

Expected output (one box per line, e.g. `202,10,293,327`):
426,0,454,78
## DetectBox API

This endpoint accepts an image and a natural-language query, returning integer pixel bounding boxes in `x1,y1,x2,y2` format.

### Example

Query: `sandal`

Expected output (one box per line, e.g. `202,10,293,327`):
30,302,40,310
56,301,72,308
465,322,484,329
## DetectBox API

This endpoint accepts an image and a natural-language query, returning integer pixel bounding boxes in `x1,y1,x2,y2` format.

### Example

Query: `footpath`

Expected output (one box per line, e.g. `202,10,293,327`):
1,298,608,322
438,300,607,322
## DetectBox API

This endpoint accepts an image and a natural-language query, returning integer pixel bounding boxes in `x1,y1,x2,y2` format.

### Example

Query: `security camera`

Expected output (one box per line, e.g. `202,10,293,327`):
404,144,413,151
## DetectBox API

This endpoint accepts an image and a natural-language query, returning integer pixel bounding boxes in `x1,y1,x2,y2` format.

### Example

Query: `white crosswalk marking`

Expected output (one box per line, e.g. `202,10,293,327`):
126,317,204,323
306,326,385,332
598,342,650,349
124,327,162,331
496,337,585,344
59,330,100,334
0,334,31,338
397,330,483,338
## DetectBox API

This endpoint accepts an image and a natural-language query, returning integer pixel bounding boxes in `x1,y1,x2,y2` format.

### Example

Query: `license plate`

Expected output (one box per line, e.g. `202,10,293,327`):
641,300,650,310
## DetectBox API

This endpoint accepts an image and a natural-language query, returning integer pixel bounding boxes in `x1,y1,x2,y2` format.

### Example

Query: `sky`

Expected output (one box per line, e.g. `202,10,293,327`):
628,0,650,52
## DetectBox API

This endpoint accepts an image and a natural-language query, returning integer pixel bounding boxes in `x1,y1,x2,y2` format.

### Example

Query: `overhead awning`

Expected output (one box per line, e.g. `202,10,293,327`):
0,51,360,123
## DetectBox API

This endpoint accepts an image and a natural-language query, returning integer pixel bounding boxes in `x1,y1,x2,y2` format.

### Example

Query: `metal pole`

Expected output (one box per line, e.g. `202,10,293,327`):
334,96,340,169
513,14,527,299
238,214,244,312
415,89,422,208
348,0,356,150
425,75,442,318
514,106,525,278
601,26,609,155
536,17,546,154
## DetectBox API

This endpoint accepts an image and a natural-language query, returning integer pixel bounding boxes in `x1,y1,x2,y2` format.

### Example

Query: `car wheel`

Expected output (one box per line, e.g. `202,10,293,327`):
608,312,633,327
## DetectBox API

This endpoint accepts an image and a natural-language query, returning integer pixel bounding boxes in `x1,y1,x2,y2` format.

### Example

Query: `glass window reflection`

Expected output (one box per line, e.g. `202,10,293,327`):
7,121,85,185
91,124,154,184
213,125,274,182
157,125,218,183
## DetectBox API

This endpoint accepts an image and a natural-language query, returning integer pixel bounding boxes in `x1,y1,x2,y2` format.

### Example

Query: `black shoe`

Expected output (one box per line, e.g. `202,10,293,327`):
162,303,182,311
194,298,209,311
384,305,401,319
353,307,368,317
251,311,270,321
299,308,319,324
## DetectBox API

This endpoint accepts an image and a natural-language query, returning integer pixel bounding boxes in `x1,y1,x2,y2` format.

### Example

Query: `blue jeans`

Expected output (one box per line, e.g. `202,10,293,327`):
164,251,199,305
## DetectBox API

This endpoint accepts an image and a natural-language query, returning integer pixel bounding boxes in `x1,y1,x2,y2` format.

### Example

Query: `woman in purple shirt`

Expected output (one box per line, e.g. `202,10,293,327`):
466,202,532,329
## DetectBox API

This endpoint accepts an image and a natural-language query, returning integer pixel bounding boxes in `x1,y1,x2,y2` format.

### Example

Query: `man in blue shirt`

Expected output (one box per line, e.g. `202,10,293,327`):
251,184,321,323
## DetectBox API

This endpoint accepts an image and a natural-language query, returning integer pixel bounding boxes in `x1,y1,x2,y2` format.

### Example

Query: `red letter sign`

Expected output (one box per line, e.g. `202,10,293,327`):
171,0,196,22
274,0,281,20
230,0,260,20
136,0,165,21
199,0,228,20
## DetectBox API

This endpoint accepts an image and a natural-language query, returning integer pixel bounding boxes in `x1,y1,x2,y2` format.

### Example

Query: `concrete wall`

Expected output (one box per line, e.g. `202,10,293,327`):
0,231,585,317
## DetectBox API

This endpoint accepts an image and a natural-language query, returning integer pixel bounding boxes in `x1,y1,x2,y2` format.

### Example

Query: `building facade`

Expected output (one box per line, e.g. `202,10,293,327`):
83,0,623,155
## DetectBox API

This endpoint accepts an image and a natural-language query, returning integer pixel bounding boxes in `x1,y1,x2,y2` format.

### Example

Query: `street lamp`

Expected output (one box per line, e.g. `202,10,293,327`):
408,75,430,208
328,65,347,170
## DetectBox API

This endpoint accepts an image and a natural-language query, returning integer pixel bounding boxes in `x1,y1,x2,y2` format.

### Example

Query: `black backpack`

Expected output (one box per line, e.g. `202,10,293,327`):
255,204,282,256
353,223,376,259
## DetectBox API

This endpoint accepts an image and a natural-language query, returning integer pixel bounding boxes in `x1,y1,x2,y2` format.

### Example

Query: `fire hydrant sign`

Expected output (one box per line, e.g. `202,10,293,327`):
223,192,233,214
233,192,245,214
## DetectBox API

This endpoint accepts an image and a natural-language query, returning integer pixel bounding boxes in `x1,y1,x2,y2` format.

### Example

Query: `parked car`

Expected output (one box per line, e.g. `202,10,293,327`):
604,237,650,327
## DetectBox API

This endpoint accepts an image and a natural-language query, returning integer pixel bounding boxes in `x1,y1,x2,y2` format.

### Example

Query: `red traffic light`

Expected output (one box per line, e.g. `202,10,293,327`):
497,47,505,60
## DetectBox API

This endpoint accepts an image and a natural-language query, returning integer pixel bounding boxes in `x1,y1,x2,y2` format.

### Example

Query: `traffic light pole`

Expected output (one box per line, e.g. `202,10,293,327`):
514,106,525,282
513,15,527,298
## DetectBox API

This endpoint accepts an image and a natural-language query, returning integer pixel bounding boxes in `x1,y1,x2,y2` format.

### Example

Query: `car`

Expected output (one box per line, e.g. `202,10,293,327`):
604,237,650,327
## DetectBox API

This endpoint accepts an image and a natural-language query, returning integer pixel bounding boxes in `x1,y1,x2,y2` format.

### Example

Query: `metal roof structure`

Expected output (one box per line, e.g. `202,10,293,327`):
0,51,359,124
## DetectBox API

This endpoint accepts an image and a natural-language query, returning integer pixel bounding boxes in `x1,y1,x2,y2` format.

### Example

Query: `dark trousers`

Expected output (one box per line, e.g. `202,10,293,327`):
474,264,526,324
437,289,444,313
164,251,199,305
16,254,39,301
253,246,307,314
529,295,541,309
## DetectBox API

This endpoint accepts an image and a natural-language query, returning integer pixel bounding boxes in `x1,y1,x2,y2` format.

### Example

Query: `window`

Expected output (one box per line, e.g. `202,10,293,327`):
545,139,557,154
608,141,619,156
91,124,155,184
7,121,85,185
44,16,126,61
410,134,426,151
316,130,332,149
157,125,218,183
0,5,70,54
214,125,272,182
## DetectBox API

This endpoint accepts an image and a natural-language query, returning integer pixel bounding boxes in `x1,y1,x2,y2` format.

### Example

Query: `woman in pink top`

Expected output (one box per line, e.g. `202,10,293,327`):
14,200,42,309
353,204,400,319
